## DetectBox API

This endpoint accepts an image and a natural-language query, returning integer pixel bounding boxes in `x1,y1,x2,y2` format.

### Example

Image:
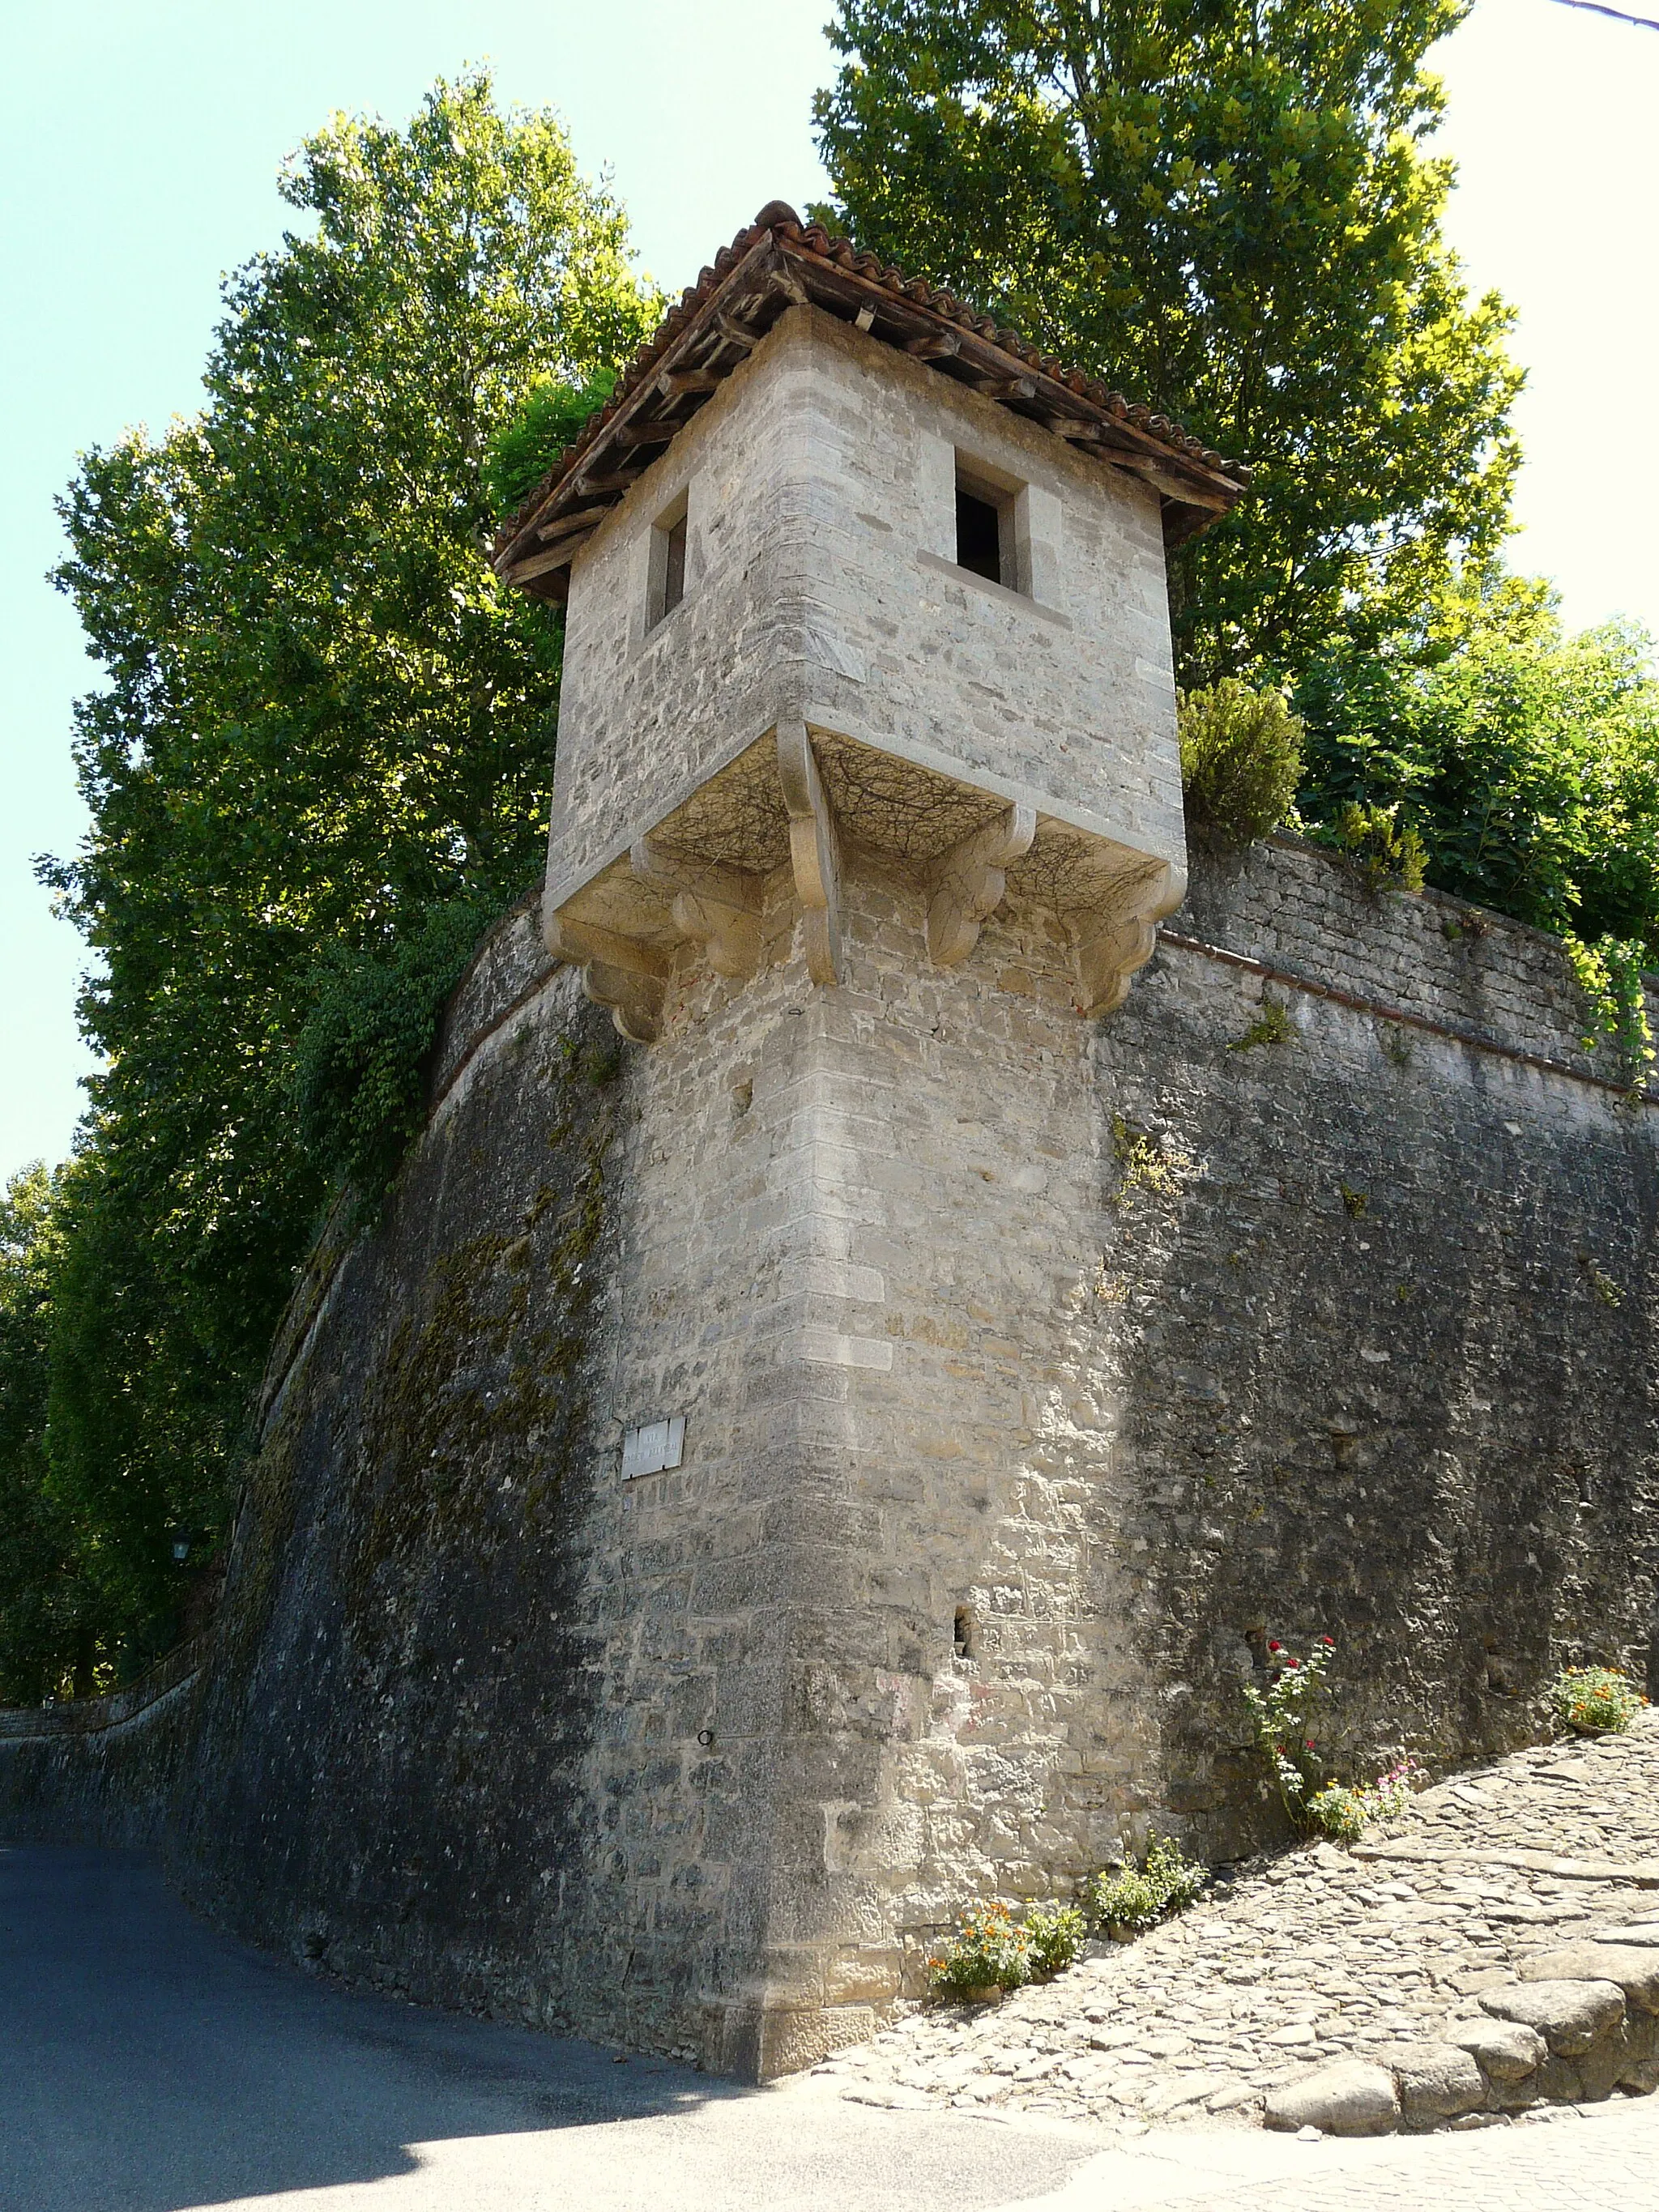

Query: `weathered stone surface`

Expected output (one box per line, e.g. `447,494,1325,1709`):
5,822,1659,2086
1444,2017,1548,2084
1520,1943,1659,2014
1535,2054,1587,2103
1577,2021,1633,2103
1481,1980,1627,2056
1265,2061,1401,2137
1380,2040,1489,2125
1620,2008,1659,2093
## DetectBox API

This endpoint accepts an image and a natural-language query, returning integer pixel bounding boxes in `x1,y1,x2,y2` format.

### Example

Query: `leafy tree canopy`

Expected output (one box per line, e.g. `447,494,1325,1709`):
0,1164,91,1705
1297,578,1659,952
22,73,659,1684
814,0,1524,683
484,366,621,516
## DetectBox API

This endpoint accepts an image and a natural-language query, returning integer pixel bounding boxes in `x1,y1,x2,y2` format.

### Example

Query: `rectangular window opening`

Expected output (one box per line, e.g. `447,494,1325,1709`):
953,459,1024,593
662,511,687,616
647,497,689,630
955,482,1003,585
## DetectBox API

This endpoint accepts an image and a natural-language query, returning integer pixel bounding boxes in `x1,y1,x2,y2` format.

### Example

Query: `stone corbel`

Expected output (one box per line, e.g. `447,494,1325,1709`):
776,719,842,986
546,913,670,1044
1067,860,1184,1018
923,802,1038,968
629,837,763,982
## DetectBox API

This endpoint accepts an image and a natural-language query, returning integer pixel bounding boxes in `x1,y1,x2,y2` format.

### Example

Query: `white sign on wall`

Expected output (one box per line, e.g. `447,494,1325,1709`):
621,1415,685,1480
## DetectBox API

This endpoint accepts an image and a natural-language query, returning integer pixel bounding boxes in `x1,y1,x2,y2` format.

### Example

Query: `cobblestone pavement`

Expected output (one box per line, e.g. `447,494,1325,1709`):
819,1711,1659,2136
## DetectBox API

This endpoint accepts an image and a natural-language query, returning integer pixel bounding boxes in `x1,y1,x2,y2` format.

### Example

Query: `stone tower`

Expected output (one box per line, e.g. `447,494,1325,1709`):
493,204,1246,2077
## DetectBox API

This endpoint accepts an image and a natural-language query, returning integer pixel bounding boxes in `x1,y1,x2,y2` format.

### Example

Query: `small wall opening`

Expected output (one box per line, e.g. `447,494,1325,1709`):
955,483,1003,584
953,1606,975,1660
647,493,689,629
953,458,1022,591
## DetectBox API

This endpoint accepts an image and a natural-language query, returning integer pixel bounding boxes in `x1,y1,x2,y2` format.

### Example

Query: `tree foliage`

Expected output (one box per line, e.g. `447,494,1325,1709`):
1296,588,1659,947
15,75,659,1687
1296,582,1659,1077
483,367,621,516
0,1166,92,1704
291,893,503,1208
813,0,1524,682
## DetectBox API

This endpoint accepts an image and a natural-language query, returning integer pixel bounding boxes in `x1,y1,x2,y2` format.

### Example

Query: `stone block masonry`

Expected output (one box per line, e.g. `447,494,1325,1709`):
2,835,1657,2082
820,1710,1659,2137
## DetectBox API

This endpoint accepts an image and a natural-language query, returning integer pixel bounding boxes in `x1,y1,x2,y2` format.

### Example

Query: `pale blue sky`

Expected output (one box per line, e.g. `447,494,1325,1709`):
3,0,1656,1187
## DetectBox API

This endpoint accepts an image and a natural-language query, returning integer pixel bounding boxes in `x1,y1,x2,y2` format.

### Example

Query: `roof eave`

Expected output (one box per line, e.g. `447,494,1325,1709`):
493,211,1247,600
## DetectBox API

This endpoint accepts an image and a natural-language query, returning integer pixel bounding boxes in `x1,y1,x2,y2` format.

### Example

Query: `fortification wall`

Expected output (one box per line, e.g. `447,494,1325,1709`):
2,839,1655,2078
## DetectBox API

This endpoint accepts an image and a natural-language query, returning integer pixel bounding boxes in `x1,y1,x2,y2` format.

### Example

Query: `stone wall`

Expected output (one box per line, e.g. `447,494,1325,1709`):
0,1646,202,1848
2,836,1656,2080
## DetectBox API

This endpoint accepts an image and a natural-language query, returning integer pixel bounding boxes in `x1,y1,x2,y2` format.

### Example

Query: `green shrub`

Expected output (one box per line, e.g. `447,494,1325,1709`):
1023,1903,1088,1978
1229,999,1296,1051
1089,1835,1208,1934
1295,600,1659,953
1305,1763,1417,1841
1549,1665,1644,1735
1564,933,1656,1092
483,368,619,517
1304,1783,1367,1842
1179,681,1303,847
1243,1633,1336,1816
1331,800,1427,893
927,1899,1033,1997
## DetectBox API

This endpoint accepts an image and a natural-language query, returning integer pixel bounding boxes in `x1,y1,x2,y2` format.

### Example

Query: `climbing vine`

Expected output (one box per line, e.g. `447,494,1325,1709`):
1564,932,1656,1095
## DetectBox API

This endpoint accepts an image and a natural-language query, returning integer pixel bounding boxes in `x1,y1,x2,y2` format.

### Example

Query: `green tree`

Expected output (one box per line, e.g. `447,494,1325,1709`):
1297,589,1659,947
1295,580,1659,1078
814,0,1524,683
0,1166,90,1703
36,74,659,1672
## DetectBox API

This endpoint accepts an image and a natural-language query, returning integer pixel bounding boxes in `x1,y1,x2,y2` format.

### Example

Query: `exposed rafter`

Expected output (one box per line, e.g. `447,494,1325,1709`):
493,204,1248,601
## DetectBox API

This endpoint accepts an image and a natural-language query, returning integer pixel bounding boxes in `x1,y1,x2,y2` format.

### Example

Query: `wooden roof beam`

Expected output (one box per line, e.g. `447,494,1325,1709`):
537,501,615,544
505,532,597,583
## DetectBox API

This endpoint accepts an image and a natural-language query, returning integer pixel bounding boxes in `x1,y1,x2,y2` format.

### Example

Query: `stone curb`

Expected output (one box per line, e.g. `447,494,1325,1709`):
1265,1963,1659,2136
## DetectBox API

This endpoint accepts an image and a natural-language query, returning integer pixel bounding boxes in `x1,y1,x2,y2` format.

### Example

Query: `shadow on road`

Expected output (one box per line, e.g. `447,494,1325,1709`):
0,1843,749,2212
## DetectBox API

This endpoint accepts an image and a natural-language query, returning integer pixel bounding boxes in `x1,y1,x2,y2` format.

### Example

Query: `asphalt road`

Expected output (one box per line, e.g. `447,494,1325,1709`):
0,1843,1097,2212
8,1842,1659,2212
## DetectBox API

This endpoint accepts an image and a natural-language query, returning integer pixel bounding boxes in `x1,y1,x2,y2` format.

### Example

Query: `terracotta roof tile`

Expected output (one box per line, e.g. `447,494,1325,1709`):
494,202,1247,597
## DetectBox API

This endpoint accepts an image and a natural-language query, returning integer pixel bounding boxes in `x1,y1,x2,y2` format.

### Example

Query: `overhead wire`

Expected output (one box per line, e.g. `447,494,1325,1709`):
1544,0,1659,28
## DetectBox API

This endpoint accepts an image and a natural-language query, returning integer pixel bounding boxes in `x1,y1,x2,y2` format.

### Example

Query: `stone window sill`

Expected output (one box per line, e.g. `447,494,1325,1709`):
915,548,1072,630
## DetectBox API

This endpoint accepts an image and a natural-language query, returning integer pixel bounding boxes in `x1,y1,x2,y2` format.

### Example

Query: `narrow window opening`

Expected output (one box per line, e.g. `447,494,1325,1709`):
661,511,687,617
953,1607,975,1660
647,497,689,631
954,484,1003,585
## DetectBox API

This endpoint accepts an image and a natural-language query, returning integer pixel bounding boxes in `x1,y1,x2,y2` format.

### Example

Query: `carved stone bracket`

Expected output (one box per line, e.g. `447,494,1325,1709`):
547,913,669,1044
776,719,842,986
923,802,1038,968
1066,860,1183,1018
629,837,763,982
544,728,1183,1042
